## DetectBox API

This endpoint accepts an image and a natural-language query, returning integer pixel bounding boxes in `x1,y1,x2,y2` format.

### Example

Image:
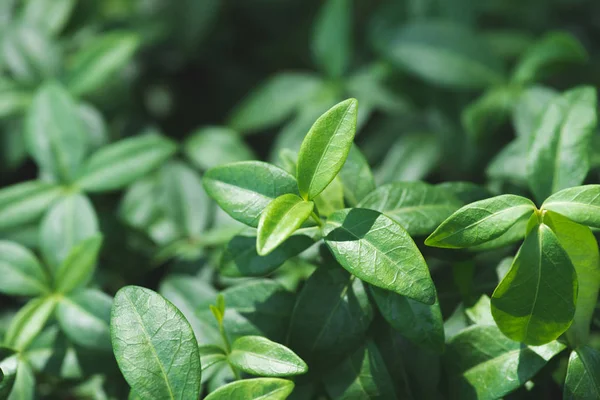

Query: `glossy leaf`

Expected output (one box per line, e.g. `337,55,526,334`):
0,240,49,296
66,31,139,96
221,234,314,277
5,296,57,351
184,127,254,170
297,99,358,200
203,161,298,227
204,378,294,400
359,181,461,236
542,185,600,229
39,194,99,271
257,194,314,256
110,286,201,400
564,346,600,400
425,195,535,249
25,82,87,182
527,86,597,202
491,223,577,345
77,134,177,192
323,341,397,400
312,0,351,78
54,235,102,294
371,286,444,353
288,266,373,370
0,181,62,232
229,336,307,377
56,289,112,350
446,325,565,400
324,208,435,304
338,145,376,206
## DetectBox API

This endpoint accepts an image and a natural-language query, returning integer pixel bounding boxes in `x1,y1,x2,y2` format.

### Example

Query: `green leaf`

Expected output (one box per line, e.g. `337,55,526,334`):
257,194,314,256
377,21,504,89
512,32,587,85
7,359,35,400
25,82,87,182
0,79,32,119
527,86,597,202
220,234,314,277
358,181,461,237
462,86,518,139
0,240,49,296
542,211,600,347
323,341,397,400
512,85,558,139
39,194,99,271
56,289,112,350
486,137,528,185
296,99,358,200
371,286,444,353
564,346,600,400
54,235,102,294
446,325,565,400
199,345,227,383
338,145,376,206
314,176,344,217
229,73,323,134
0,349,17,398
491,223,577,345
324,208,435,304
184,127,254,170
22,0,75,34
0,181,62,232
542,185,600,229
288,266,373,371
159,162,210,238
425,194,535,249
312,0,351,78
76,134,177,192
229,336,308,377
203,161,298,227
5,296,57,351
204,378,294,400
110,286,201,400
66,31,139,97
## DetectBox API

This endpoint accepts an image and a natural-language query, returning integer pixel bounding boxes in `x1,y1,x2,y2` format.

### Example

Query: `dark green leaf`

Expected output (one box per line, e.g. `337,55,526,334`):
312,0,351,78
0,240,49,296
229,336,308,377
0,349,17,398
462,86,518,139
204,378,294,400
564,346,600,400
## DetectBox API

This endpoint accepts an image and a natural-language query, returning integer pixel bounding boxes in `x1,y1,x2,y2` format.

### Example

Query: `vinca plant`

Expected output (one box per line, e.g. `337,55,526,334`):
2,0,600,399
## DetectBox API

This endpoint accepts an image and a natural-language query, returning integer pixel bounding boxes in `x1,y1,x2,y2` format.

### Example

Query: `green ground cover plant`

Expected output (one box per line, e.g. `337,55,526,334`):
1,0,600,399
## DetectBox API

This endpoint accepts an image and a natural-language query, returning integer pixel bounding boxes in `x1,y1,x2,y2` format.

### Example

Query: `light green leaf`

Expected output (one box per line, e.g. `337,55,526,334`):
22,0,75,34
221,234,314,277
0,79,32,118
527,86,597,202
564,346,600,400
486,137,528,185
287,267,373,371
359,181,461,237
199,345,227,383
491,223,577,345
257,194,313,256
0,348,17,398
371,286,444,353
204,378,294,400
297,98,358,200
323,341,397,400
465,295,495,326
25,82,87,182
512,85,558,139
159,162,210,238
229,336,307,377
54,235,102,294
76,134,177,192
39,194,99,271
118,176,161,230
66,31,139,97
338,145,376,206
5,296,57,351
314,176,344,217
312,0,351,78
542,211,600,347
0,240,49,296
229,73,323,134
203,161,298,227
7,359,35,400
325,208,435,304
0,182,61,232
78,103,108,151
110,286,201,400
377,21,504,89
183,126,254,170
446,325,565,400
542,185,600,229
425,194,535,249
512,32,587,85
56,289,112,350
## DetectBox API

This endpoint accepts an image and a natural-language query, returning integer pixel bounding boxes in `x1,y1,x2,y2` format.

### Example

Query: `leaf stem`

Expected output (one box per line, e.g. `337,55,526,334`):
311,211,323,227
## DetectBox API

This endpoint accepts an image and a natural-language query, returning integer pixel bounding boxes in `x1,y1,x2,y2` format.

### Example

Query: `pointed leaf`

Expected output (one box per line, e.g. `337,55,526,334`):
229,336,307,377
324,208,435,304
312,0,351,78
542,185,600,229
0,241,49,296
54,235,102,294
564,346,600,400
338,145,376,206
204,378,294,400
5,296,57,351
0,181,62,232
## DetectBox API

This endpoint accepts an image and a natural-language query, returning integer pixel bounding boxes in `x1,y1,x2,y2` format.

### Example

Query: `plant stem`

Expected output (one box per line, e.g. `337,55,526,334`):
311,211,323,227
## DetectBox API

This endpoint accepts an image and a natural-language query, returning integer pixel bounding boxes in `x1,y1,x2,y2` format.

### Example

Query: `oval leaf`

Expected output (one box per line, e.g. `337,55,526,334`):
564,346,600,400
204,378,294,400
542,185,600,229
5,296,57,351
0,182,62,232
0,240,49,296
54,235,102,294
229,336,307,377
